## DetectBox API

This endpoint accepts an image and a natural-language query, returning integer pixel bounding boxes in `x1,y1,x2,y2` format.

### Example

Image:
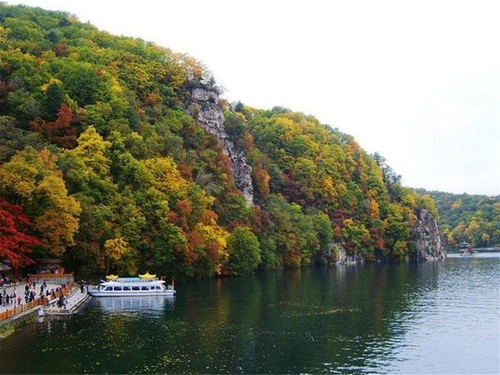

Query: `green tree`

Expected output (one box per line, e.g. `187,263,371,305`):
43,79,65,120
0,115,44,162
58,61,111,107
226,226,261,275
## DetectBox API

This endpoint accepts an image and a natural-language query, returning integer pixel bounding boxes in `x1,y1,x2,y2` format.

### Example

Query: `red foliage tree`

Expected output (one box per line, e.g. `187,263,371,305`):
0,200,40,268
30,103,78,148
0,80,17,105
167,200,192,230
282,172,303,203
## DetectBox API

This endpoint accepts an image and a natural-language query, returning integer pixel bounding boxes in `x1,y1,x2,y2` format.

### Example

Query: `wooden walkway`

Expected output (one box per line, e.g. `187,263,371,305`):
0,282,76,322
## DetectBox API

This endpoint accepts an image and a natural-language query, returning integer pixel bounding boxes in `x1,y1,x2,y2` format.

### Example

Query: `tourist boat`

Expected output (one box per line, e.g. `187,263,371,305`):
88,272,176,297
459,241,476,256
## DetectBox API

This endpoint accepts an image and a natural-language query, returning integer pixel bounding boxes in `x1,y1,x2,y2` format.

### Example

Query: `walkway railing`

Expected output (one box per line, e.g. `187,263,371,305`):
28,273,74,284
0,283,75,321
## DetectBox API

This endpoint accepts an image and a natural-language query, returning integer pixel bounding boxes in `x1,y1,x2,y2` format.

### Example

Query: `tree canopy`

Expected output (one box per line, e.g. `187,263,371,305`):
416,189,500,249
0,4,445,278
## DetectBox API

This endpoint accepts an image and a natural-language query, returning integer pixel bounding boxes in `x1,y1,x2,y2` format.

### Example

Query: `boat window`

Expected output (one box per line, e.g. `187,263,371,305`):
123,286,131,291
155,286,161,290
105,287,113,291
132,286,140,291
113,286,122,291
141,286,149,290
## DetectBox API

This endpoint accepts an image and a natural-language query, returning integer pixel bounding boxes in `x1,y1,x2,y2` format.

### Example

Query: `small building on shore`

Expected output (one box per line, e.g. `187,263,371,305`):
35,259,65,274
30,259,74,284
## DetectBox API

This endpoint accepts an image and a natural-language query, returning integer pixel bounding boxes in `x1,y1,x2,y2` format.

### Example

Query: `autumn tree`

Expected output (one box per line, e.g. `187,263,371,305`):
0,147,81,257
102,237,137,275
0,200,40,268
30,103,78,148
384,203,411,258
59,127,119,275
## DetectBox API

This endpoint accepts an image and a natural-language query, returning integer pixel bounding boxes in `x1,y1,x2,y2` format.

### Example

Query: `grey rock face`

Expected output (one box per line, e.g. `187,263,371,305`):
187,88,254,205
332,208,446,263
412,208,447,261
335,245,364,265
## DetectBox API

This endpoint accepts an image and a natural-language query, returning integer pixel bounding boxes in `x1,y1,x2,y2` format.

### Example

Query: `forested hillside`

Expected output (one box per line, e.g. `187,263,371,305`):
0,4,440,279
416,189,500,249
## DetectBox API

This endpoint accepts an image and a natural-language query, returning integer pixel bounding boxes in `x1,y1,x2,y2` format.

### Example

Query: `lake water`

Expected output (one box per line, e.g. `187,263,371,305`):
1,253,499,374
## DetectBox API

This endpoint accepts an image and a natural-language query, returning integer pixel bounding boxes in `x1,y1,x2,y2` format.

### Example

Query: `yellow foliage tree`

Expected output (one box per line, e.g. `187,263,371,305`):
69,125,112,177
33,174,81,256
0,147,81,257
102,237,136,274
144,157,188,198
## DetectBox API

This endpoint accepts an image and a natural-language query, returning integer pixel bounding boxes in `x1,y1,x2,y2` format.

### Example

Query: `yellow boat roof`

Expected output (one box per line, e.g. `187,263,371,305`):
106,274,119,280
139,271,156,279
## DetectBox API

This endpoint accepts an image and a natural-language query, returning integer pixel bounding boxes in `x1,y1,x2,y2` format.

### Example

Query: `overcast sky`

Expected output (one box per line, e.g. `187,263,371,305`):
5,0,500,196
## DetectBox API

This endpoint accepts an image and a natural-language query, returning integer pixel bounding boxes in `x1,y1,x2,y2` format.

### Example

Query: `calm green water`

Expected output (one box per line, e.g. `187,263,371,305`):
1,254,499,374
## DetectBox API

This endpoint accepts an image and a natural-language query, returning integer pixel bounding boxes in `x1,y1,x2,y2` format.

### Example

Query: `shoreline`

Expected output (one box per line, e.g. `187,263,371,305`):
0,281,92,338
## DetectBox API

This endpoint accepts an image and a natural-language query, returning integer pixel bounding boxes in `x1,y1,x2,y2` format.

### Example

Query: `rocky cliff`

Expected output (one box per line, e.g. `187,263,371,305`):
186,88,446,263
332,209,446,263
412,209,447,261
186,87,254,205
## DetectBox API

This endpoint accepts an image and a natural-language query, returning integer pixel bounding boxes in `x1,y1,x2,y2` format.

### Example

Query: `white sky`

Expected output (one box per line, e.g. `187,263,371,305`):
4,0,500,196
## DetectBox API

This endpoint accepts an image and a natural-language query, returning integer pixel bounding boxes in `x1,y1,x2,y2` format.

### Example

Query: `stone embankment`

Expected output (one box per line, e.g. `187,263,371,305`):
44,285,91,315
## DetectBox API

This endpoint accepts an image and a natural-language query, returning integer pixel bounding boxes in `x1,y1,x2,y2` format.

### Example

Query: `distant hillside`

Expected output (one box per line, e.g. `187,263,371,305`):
416,189,500,249
0,4,442,278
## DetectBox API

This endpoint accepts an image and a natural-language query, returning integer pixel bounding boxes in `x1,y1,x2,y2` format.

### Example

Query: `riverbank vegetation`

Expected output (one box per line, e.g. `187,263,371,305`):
416,189,500,249
0,4,439,279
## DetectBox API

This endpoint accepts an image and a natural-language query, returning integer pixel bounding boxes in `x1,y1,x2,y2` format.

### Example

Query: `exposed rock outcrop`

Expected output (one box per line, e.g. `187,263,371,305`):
334,245,364,265
329,208,445,264
412,208,447,261
186,87,254,205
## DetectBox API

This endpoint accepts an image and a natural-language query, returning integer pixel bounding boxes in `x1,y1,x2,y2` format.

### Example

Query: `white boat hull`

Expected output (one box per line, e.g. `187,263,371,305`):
89,289,175,297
